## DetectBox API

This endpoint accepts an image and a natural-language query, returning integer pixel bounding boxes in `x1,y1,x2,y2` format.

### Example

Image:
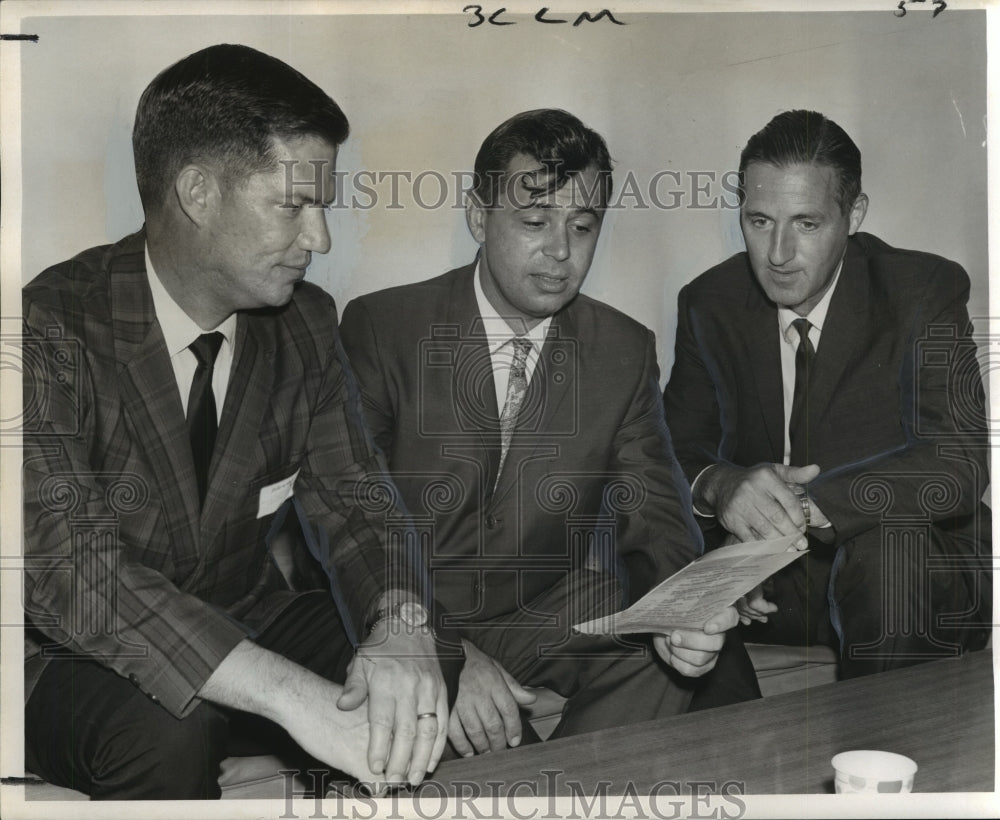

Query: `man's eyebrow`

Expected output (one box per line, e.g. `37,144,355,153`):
532,201,600,217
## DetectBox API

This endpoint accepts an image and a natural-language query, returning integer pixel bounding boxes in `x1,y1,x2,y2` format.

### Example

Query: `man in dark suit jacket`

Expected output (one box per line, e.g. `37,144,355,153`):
22,45,457,799
663,110,991,679
340,109,743,758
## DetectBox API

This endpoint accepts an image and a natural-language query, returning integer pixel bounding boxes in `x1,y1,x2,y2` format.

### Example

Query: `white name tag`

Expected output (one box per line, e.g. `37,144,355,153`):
256,469,300,519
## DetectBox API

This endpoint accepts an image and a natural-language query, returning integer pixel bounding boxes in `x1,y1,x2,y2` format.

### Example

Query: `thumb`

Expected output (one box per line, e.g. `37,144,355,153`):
703,605,739,634
336,661,368,711
499,667,538,706
775,463,821,484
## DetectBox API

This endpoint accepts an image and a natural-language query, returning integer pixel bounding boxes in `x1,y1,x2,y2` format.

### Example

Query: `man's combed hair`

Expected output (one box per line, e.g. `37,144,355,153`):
472,108,613,209
132,43,349,214
738,109,862,214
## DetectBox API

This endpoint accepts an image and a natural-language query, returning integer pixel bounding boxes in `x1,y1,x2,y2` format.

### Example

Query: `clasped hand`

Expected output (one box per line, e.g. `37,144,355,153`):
337,618,448,787
701,462,829,545
701,462,831,626
448,639,537,756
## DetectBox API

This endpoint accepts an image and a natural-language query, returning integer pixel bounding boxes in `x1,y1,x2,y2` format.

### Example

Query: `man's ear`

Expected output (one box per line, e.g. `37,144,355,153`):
847,192,869,234
174,164,220,227
465,192,487,244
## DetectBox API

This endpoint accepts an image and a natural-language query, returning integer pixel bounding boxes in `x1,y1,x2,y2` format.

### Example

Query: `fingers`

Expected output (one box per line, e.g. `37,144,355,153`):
448,708,475,758
449,652,527,756
654,629,726,677
716,464,810,546
469,687,521,753
776,463,821,485
737,586,777,625
450,695,501,755
498,665,538,707
365,680,399,780
702,605,739,635
335,658,368,712
427,686,449,774
405,708,439,785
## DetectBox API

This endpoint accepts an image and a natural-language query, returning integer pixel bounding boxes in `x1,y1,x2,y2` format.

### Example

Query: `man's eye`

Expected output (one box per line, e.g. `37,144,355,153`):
798,221,817,231
571,222,593,234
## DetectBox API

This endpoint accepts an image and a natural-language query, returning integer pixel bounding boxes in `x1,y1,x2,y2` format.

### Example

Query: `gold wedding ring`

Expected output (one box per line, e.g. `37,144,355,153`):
416,712,438,721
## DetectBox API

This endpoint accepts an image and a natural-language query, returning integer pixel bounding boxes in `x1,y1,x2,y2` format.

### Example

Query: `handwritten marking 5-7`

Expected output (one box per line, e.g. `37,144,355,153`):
894,0,947,17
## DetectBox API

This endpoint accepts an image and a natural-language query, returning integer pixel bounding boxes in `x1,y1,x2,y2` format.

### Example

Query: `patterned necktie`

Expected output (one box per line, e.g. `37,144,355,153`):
789,318,814,467
495,337,533,487
187,332,224,506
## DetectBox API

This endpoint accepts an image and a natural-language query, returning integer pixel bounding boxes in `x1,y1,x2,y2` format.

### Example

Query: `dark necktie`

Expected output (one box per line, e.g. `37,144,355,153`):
187,332,224,506
788,318,814,467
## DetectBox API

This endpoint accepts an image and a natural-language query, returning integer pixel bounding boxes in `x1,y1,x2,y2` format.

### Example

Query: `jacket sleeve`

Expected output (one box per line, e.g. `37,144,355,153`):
610,330,705,595
337,298,398,460
286,293,426,640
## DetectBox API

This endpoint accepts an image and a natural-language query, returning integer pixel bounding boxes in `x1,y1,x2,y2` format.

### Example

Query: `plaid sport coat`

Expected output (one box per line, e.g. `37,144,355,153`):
22,230,413,718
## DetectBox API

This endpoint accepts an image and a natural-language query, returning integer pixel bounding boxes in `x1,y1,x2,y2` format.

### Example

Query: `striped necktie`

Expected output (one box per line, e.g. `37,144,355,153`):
495,337,533,487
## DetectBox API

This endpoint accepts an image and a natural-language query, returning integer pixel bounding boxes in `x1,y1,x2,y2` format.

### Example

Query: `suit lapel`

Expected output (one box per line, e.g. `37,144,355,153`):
743,284,785,463
198,314,275,549
443,267,502,497
806,240,869,433
111,234,202,558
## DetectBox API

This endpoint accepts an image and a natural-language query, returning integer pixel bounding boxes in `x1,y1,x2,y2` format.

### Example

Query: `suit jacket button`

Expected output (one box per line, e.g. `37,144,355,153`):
485,515,497,529
128,673,139,686
148,693,159,703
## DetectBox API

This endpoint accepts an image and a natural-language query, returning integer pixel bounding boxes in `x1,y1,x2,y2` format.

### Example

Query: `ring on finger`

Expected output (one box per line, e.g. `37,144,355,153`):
417,712,438,721
787,483,811,527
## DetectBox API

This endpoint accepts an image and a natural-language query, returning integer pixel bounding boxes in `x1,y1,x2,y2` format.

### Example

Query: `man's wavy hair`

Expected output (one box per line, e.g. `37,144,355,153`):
133,44,349,214
738,110,862,214
471,109,613,210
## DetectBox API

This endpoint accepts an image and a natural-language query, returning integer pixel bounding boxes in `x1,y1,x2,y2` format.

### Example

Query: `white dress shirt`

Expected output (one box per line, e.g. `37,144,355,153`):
145,247,237,421
473,262,551,413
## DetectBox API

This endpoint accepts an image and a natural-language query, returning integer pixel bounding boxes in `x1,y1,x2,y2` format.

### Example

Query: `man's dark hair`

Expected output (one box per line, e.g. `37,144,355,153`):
738,110,862,214
471,108,613,210
133,44,349,214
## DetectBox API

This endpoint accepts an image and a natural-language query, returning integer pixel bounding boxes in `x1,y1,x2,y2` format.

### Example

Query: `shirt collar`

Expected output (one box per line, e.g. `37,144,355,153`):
145,246,237,357
473,261,552,355
777,257,844,343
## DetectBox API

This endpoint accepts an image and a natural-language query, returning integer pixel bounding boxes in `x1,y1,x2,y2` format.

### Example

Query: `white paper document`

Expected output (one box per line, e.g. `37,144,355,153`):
573,534,807,635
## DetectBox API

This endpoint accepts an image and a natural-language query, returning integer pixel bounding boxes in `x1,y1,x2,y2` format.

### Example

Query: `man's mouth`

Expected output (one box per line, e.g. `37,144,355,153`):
532,273,569,291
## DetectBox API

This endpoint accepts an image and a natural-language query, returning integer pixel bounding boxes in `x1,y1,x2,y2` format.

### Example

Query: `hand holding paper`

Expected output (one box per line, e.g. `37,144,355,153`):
574,534,807,636
652,606,739,677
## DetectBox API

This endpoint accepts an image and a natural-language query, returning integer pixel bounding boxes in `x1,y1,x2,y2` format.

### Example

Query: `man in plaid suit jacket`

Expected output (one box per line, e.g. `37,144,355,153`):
22,45,457,799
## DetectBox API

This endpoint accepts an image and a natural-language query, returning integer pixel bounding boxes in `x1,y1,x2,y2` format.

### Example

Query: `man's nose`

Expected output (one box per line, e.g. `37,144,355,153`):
299,207,332,254
768,225,794,267
542,226,571,262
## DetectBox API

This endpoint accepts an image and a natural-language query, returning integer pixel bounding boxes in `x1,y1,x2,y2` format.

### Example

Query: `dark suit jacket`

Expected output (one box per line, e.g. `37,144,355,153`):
339,262,703,631
22,230,411,717
663,232,990,555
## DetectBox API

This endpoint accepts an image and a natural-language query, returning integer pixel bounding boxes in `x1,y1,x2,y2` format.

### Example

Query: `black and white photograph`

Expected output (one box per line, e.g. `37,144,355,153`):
0,1,996,818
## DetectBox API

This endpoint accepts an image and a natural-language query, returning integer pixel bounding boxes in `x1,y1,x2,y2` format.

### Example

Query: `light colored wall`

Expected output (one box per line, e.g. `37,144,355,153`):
15,9,988,381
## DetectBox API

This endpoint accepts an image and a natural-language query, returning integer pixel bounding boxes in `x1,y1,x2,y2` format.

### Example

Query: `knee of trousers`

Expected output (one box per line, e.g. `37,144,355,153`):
89,702,230,799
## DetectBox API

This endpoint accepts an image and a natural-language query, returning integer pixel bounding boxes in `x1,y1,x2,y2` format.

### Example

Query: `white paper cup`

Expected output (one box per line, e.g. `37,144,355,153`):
832,750,918,793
